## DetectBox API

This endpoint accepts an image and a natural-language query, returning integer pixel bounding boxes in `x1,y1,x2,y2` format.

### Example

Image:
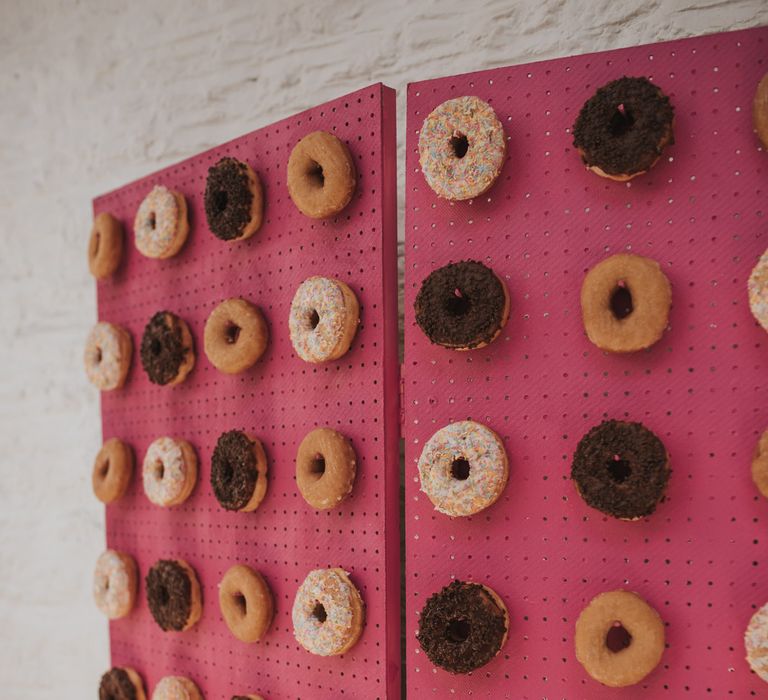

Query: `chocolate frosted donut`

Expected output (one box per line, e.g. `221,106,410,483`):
417,580,509,674
99,668,145,700
146,559,202,632
211,430,268,512
415,260,509,350
140,311,195,386
571,420,670,520
573,76,674,180
205,157,264,242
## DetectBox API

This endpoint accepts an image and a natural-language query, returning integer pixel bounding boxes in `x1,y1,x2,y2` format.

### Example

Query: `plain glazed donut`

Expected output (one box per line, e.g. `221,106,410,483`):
295,427,357,510
205,157,264,242
93,549,138,619
140,311,195,386
575,589,665,687
292,568,365,656
418,96,506,200
287,131,356,219
417,420,509,517
134,185,189,259
89,212,124,279
573,76,674,181
581,253,671,353
151,676,202,700
219,564,274,643
142,437,198,507
84,322,133,391
751,429,768,499
99,667,146,700
204,298,268,374
417,580,509,674
749,249,768,333
753,73,768,149
210,430,268,512
146,559,202,632
92,437,134,504
289,276,359,363
745,600,768,682
414,260,510,350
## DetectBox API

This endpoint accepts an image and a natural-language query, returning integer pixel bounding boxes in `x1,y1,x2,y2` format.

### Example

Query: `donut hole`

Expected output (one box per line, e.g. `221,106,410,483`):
444,288,470,317
98,459,110,478
233,592,247,616
446,618,471,643
307,161,325,188
150,338,162,356
450,132,469,159
221,461,234,483
606,457,632,484
95,347,103,364
153,460,165,481
610,284,634,320
225,323,241,344
148,212,156,230
312,602,328,623
310,455,326,480
605,622,633,652
158,585,170,607
608,104,635,137
91,230,101,256
451,458,471,481
213,189,229,213
307,309,321,330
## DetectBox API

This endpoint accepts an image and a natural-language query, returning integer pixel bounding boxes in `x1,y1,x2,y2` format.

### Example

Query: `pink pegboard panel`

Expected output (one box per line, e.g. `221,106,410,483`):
404,27,768,698
93,83,400,700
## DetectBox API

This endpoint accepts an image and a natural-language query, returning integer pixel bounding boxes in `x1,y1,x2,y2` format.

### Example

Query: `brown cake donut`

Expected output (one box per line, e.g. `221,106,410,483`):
219,564,274,643
99,667,146,700
89,212,124,279
210,430,268,512
140,311,195,386
575,589,665,687
296,427,357,510
204,298,268,374
581,254,671,353
92,437,134,504
287,131,356,219
751,429,768,499
146,559,202,632
754,73,768,149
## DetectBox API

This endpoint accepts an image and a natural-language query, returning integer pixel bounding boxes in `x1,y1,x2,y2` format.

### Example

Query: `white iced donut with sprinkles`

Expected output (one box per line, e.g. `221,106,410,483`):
151,676,203,700
418,95,506,201
288,276,360,363
84,321,133,391
417,420,509,517
134,185,190,259
292,568,365,656
746,601,768,682
93,549,138,619
749,249,768,333
142,436,198,507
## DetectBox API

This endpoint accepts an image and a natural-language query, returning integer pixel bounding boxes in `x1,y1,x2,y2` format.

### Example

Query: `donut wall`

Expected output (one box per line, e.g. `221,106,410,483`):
404,26,768,699
92,84,400,699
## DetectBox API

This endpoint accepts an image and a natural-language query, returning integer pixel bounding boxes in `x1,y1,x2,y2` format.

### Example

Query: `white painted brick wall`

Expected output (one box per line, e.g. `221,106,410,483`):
0,1,765,696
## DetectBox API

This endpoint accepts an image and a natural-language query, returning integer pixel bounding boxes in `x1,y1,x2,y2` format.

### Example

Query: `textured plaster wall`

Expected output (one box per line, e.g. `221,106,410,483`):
0,1,766,697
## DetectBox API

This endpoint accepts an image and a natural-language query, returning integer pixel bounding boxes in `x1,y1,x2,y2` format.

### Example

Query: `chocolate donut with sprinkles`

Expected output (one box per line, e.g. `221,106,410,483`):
140,311,195,386
204,157,264,242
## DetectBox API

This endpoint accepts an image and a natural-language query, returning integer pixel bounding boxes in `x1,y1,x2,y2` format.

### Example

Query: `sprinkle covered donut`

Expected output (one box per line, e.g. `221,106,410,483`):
140,311,195,385
151,676,202,700
753,73,768,149
745,600,768,682
219,564,274,643
296,427,357,510
289,276,360,363
571,420,670,520
581,253,672,353
205,157,264,242
287,131,356,219
415,260,510,350
134,185,189,259
292,568,365,656
418,96,506,201
143,436,198,507
92,437,134,504
88,212,124,279
573,76,675,181
749,249,768,333
575,589,665,687
93,549,138,619
210,430,268,512
204,298,268,374
751,429,768,499
99,667,146,700
146,559,202,632
417,420,509,517
84,322,133,391
417,580,509,674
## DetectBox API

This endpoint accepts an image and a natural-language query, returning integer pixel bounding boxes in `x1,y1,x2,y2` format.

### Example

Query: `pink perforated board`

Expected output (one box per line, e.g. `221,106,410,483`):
93,83,400,700
404,27,768,698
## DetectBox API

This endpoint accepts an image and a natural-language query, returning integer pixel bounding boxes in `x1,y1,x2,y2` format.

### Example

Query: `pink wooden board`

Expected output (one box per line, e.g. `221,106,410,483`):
404,27,768,698
93,83,400,700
